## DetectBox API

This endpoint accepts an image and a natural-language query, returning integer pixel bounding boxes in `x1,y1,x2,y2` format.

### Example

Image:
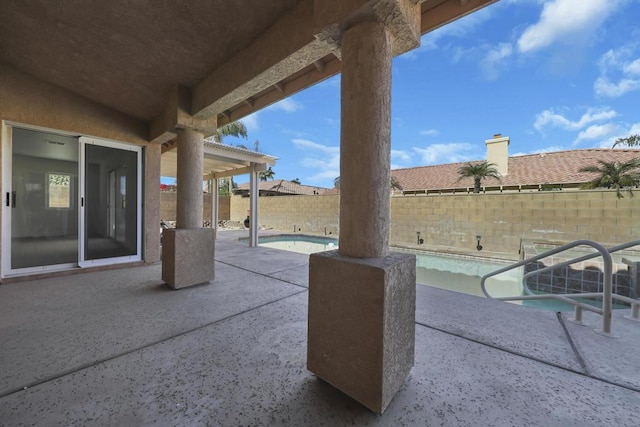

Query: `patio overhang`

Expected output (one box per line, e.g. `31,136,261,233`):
160,142,277,180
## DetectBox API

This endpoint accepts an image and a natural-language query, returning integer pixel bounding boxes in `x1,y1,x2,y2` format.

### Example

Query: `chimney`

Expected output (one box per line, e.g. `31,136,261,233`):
485,133,510,176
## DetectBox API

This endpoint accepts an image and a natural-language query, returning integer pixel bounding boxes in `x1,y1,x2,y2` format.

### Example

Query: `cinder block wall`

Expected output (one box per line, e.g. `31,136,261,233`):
392,190,638,255
160,193,230,222
227,190,639,257
230,195,340,235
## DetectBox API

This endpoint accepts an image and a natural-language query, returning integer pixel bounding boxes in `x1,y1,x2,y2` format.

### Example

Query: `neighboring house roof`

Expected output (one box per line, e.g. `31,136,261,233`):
235,180,328,196
392,149,640,193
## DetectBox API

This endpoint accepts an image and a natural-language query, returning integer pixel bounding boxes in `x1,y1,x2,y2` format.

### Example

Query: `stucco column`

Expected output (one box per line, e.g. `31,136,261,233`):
249,164,259,247
339,20,391,258
163,127,214,289
308,17,415,414
144,143,162,263
176,128,203,228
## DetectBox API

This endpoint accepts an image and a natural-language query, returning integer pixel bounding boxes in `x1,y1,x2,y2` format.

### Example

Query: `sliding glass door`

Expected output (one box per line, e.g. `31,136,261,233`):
1,125,142,277
8,127,79,271
79,137,142,266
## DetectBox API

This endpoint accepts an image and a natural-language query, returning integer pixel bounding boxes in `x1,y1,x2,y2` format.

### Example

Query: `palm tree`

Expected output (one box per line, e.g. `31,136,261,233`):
579,159,640,199
206,121,249,190
612,134,640,148
457,161,500,193
207,121,248,143
259,166,275,182
390,175,403,191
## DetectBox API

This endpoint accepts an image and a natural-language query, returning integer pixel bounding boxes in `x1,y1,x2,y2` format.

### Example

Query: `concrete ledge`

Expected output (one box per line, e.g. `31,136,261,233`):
162,228,215,289
307,250,416,413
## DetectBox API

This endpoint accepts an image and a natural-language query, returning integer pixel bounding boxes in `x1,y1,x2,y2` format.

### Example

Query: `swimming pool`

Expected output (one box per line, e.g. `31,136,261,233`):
241,234,604,311
248,234,338,255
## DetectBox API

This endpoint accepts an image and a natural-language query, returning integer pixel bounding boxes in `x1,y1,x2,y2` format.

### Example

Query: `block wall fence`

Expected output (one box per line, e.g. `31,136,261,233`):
159,190,639,258
160,193,230,223
229,190,639,258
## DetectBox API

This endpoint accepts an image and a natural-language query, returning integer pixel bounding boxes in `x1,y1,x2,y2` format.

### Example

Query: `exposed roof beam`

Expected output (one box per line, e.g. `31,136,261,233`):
216,54,341,126
212,0,498,127
213,163,268,179
273,82,285,93
192,0,337,119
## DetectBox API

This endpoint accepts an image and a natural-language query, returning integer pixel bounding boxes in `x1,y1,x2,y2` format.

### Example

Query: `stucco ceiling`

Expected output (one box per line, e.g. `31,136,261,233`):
0,0,301,121
0,0,497,131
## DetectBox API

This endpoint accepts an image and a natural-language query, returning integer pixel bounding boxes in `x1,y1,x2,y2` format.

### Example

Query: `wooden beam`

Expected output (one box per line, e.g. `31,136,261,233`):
217,55,341,126
192,0,337,118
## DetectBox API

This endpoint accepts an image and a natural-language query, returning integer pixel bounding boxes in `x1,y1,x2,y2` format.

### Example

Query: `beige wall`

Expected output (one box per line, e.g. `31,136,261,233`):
161,193,230,223
231,195,341,235
227,190,639,258
1,65,161,265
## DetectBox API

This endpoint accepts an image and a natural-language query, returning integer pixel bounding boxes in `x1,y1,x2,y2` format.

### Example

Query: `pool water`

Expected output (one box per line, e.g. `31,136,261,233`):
254,234,338,255
243,235,614,312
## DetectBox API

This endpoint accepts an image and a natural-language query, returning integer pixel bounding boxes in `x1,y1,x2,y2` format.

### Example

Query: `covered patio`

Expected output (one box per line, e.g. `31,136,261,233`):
160,141,277,245
6,0,636,419
0,232,638,425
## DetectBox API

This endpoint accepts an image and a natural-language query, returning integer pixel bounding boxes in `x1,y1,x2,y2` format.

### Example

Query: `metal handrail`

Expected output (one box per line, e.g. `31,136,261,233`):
521,240,640,296
481,240,614,335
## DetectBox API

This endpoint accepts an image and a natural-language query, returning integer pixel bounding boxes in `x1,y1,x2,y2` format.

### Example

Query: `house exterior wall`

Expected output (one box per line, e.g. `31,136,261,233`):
0,65,160,266
226,190,639,258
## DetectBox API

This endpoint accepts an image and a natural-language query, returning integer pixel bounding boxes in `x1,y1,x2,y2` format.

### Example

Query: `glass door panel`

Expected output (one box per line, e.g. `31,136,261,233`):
82,141,141,262
9,128,79,269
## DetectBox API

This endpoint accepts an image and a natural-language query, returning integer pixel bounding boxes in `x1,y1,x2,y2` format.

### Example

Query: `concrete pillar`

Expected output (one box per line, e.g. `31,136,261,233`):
339,21,391,259
143,143,161,263
249,164,259,247
308,19,416,414
212,178,218,238
176,128,203,229
162,127,215,289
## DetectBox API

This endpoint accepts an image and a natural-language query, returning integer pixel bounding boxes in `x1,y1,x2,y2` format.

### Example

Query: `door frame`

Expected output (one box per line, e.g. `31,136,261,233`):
1,121,143,278
79,136,142,267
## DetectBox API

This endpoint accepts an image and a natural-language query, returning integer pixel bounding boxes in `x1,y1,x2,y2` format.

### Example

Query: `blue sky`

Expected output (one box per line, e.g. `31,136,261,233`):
221,0,640,189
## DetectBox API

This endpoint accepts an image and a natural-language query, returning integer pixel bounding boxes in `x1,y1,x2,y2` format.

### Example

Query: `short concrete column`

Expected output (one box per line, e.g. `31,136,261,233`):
308,19,416,414
339,20,391,259
176,128,203,229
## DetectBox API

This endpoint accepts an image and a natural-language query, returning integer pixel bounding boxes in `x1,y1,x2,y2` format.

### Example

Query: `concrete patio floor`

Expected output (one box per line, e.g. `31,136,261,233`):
1,230,639,426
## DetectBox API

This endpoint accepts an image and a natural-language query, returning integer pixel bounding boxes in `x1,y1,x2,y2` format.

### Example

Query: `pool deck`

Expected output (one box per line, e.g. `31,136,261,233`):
1,230,639,426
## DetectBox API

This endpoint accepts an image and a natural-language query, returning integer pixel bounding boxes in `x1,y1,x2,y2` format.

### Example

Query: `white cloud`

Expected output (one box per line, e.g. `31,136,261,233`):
267,97,303,113
412,143,479,165
574,123,619,143
594,45,640,97
242,112,259,132
598,122,640,148
533,108,617,133
391,149,412,164
420,129,439,137
401,4,496,58
291,138,339,183
517,0,616,53
511,145,571,157
480,43,513,80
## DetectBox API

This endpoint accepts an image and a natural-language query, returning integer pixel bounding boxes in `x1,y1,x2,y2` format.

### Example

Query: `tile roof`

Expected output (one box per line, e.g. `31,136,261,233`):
392,149,640,192
235,179,328,196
